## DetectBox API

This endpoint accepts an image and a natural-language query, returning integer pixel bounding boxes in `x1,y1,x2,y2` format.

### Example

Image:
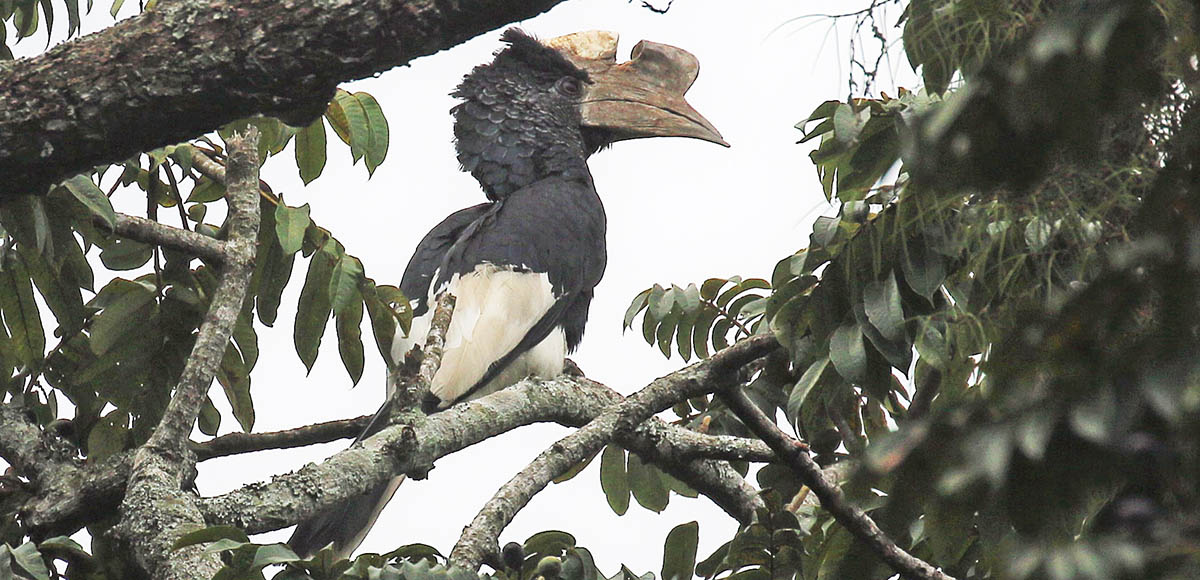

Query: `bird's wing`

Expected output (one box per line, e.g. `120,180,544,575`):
409,175,606,406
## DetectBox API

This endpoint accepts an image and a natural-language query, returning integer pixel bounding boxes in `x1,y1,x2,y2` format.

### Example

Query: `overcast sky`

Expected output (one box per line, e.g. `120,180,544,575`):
11,0,916,571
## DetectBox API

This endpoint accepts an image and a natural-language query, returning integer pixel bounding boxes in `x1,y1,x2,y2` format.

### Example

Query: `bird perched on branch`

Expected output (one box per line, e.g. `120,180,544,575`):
290,28,726,559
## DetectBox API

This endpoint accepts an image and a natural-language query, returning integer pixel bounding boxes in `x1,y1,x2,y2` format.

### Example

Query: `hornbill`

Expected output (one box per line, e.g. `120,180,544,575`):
289,28,726,558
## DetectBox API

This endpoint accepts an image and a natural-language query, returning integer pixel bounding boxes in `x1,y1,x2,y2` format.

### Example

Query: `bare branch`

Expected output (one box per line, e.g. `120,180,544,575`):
389,292,456,413
110,213,228,264
717,386,955,580
192,415,372,461
117,129,261,580
448,334,779,570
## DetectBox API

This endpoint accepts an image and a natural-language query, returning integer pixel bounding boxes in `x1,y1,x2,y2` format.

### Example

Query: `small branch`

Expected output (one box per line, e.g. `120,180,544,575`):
110,213,228,264
117,128,261,580
393,292,455,411
717,386,955,580
189,148,227,184
448,334,779,570
192,415,372,461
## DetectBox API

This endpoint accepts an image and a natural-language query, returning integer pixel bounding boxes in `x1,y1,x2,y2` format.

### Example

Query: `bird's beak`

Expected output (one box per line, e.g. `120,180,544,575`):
546,31,729,147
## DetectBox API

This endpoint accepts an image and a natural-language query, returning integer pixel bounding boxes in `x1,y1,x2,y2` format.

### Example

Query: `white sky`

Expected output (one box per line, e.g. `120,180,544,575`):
9,0,917,572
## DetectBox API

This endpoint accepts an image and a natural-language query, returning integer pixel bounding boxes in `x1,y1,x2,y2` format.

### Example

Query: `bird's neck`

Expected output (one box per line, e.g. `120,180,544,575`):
453,103,592,200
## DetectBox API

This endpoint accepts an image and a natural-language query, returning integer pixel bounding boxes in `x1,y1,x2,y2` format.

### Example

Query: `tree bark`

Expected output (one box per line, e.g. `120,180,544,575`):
0,0,567,198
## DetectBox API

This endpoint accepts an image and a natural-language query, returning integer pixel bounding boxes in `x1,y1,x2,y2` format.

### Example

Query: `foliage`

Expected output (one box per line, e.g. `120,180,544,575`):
619,1,1200,578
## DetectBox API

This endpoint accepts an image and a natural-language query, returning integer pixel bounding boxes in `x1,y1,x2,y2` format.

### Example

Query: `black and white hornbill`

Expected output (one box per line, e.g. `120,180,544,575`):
289,28,726,558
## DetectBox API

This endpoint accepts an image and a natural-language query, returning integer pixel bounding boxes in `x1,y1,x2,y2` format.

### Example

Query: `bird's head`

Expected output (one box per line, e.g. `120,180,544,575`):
452,29,725,200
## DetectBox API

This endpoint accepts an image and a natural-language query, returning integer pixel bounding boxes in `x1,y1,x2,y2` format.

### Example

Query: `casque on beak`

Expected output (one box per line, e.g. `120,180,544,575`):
546,31,729,147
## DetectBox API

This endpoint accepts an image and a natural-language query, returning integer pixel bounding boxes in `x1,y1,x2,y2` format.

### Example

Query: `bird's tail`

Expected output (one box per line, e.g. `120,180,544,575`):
288,474,407,559
289,372,408,559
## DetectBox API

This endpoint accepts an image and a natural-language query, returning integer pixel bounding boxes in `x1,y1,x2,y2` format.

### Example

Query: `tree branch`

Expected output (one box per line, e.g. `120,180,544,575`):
110,213,229,264
12,365,772,545
116,129,261,580
717,386,955,580
0,0,568,198
192,415,372,461
448,334,779,570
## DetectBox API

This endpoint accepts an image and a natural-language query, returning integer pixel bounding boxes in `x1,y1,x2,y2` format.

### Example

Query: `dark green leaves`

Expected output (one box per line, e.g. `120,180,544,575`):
661,522,699,580
295,118,328,184
275,203,311,255
294,240,337,372
626,278,769,361
327,89,390,177
0,253,44,369
799,97,904,203
599,444,629,516
61,174,116,229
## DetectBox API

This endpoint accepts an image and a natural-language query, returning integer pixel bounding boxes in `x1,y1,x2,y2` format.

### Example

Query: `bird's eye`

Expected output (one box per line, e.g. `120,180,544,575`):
555,76,582,97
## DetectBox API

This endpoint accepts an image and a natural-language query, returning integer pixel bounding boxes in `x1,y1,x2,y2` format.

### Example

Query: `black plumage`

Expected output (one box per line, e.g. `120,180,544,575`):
290,28,725,559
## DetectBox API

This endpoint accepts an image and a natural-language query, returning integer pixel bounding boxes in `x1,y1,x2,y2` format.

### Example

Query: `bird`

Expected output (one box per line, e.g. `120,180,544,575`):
289,28,726,559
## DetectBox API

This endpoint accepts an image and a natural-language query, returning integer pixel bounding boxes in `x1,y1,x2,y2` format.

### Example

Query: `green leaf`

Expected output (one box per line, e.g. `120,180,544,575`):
86,409,127,462
186,178,225,203
89,281,156,355
15,0,38,38
251,544,301,570
553,448,598,484
62,174,116,229
901,239,946,300
198,395,221,436
788,355,829,424
328,254,365,314
295,118,328,184
332,90,370,163
233,311,259,370
99,238,153,270
10,541,49,580
829,322,868,384
294,240,336,371
18,244,86,336
599,444,630,516
356,92,390,176
108,0,123,17
63,0,79,36
661,522,699,580
336,294,365,386
173,525,251,549
0,254,45,367
363,284,399,367
274,203,311,256
627,452,668,512
623,289,651,330
217,343,254,432
863,272,905,342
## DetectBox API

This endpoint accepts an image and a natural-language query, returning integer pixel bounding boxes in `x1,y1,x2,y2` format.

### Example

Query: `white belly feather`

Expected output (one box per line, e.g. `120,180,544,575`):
390,263,567,406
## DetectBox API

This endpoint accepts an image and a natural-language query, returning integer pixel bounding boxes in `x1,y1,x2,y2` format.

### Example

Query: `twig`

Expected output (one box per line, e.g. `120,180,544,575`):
448,334,779,570
192,415,372,461
394,292,455,412
717,386,955,580
117,128,261,580
162,162,191,231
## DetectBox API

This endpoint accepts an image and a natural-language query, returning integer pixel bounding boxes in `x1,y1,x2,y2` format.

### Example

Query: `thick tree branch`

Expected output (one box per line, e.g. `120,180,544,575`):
13,364,771,544
0,0,568,198
448,334,779,570
717,386,955,580
117,129,261,580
